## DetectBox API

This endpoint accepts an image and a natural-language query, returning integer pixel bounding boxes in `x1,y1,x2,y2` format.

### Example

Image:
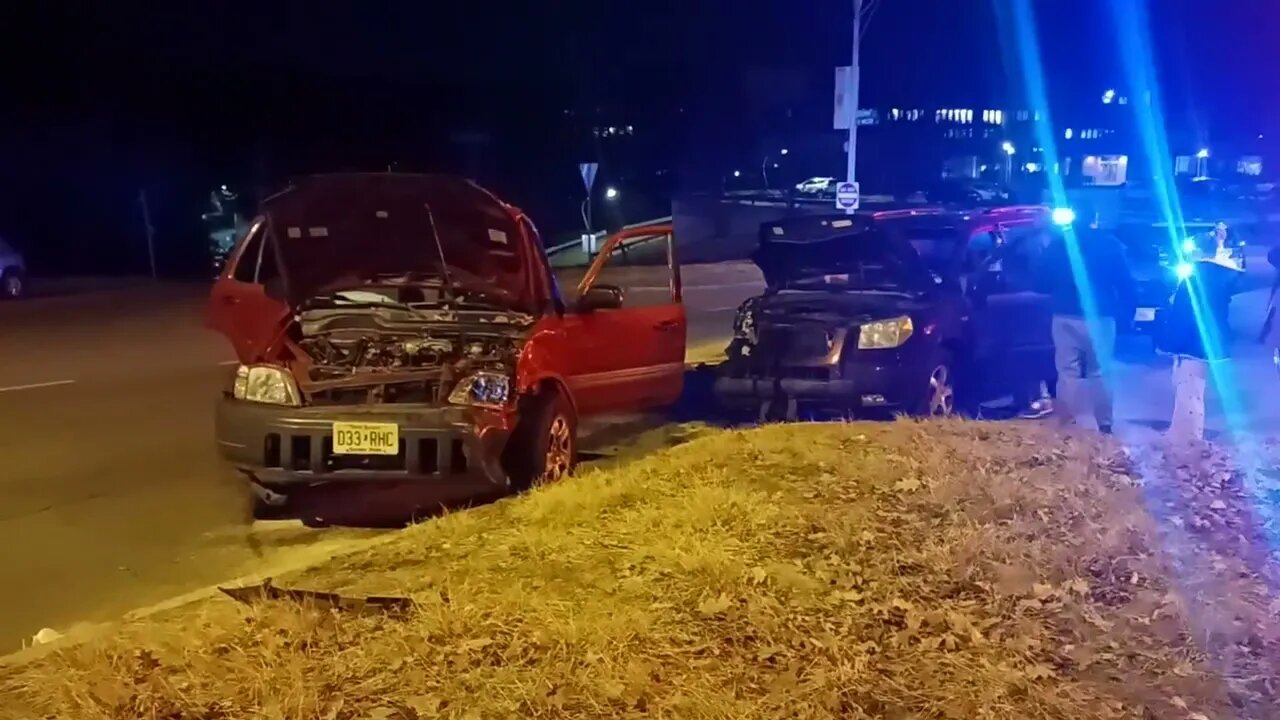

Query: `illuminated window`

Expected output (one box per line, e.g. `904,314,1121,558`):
1081,155,1129,186
1238,156,1263,176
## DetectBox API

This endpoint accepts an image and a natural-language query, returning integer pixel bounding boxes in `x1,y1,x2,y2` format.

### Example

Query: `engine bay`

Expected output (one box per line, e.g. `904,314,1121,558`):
291,306,533,405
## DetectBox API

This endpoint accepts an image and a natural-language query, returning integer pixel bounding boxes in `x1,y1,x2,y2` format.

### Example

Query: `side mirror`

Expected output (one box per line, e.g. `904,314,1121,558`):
576,284,624,312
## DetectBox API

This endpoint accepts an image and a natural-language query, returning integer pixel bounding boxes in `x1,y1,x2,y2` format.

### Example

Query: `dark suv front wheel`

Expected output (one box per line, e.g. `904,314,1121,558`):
916,356,957,418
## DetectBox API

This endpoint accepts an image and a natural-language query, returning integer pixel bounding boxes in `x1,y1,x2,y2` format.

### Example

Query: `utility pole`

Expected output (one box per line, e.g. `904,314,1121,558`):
845,0,863,193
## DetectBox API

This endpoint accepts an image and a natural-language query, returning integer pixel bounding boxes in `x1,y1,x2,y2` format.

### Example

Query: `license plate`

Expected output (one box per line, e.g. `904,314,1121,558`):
332,422,399,455
1133,307,1156,322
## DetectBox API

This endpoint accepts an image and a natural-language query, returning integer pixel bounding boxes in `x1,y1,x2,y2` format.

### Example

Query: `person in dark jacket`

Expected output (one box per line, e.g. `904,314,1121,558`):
1260,246,1280,379
1033,224,1135,433
1155,256,1240,441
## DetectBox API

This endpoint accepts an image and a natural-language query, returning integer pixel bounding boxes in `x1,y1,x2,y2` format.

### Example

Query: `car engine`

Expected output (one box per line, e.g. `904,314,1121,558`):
292,307,531,404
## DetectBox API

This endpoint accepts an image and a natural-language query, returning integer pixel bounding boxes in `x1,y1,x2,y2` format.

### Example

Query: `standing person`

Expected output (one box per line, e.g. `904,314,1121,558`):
1261,246,1280,379
1033,222,1135,433
1155,256,1240,441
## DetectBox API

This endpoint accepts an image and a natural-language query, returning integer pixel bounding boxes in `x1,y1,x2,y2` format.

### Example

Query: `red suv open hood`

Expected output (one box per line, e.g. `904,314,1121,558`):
262,174,538,310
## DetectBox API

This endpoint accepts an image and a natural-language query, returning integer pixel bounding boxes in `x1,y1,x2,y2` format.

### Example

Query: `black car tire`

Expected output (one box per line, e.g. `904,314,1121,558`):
505,389,578,491
1,269,24,299
915,353,959,418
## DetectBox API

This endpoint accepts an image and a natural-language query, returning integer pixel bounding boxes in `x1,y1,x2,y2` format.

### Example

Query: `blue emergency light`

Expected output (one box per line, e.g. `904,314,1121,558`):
1050,207,1076,226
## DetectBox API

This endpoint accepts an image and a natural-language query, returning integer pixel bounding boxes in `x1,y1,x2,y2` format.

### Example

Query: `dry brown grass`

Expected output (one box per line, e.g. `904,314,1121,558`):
6,421,1280,719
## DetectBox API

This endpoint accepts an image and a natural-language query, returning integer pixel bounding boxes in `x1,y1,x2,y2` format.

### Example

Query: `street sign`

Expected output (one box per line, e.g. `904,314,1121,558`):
833,66,851,129
835,181,860,210
579,163,599,192
832,66,865,129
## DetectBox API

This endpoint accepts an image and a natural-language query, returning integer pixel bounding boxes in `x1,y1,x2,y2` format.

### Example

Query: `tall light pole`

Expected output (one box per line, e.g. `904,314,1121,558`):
845,0,863,194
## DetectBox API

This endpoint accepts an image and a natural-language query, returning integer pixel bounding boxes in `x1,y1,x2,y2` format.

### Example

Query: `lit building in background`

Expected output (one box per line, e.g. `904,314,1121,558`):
850,90,1268,194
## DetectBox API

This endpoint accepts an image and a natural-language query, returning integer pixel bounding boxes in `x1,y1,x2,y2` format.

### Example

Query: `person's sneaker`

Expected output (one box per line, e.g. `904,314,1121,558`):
1019,399,1054,419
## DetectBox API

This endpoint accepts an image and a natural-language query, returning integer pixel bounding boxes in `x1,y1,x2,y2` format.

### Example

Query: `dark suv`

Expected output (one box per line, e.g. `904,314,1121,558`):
714,208,1055,419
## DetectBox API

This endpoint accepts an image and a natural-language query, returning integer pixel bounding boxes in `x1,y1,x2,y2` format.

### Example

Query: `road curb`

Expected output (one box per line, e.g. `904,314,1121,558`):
0,530,402,668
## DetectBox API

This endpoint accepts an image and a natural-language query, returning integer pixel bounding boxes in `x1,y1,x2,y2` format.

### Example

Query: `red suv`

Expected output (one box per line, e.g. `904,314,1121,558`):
207,174,685,512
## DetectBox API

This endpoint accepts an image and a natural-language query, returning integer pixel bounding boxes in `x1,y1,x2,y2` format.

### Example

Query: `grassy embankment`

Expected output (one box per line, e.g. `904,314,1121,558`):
6,420,1280,718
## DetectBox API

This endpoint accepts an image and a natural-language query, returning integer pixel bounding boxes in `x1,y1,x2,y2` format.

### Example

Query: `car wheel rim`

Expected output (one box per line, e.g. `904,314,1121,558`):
541,414,573,484
3,276,19,297
928,365,955,417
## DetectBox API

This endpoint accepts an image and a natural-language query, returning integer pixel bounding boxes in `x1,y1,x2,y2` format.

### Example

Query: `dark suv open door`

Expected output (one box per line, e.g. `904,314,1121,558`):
966,223,1054,400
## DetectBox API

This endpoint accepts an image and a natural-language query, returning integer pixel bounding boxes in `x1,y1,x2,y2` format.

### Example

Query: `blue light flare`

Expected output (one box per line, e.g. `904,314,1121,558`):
1109,0,1280,596
996,0,1108,385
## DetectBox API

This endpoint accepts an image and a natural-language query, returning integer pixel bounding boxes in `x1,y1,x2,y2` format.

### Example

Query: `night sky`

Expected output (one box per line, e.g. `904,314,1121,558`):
2,0,1276,275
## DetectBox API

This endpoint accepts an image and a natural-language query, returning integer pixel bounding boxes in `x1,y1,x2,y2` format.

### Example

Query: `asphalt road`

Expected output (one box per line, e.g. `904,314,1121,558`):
0,256,1275,652
0,272,758,650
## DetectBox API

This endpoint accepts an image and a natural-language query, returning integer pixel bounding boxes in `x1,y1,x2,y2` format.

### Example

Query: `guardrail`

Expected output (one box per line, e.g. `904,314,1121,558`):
545,216,674,257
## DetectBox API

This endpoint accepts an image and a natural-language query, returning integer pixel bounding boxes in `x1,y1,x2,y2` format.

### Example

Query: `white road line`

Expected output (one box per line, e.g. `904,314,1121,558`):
0,379,77,393
706,305,743,312
217,360,240,366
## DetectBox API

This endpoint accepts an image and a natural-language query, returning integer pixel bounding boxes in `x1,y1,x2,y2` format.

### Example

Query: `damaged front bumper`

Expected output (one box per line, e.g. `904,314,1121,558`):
215,398,512,489
713,349,936,413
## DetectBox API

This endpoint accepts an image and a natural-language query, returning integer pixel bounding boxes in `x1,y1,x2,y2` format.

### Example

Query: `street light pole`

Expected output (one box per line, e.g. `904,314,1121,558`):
845,0,863,197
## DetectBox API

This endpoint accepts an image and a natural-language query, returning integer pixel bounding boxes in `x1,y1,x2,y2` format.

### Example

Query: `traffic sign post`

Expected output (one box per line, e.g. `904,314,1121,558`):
579,162,600,233
578,163,599,192
835,181,860,212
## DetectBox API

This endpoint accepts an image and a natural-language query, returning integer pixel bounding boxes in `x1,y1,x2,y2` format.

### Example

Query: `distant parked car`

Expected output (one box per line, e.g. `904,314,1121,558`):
0,238,26,299
795,177,836,196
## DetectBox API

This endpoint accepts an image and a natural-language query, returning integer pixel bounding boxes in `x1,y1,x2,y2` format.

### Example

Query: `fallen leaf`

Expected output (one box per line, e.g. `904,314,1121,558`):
895,476,922,492
1065,578,1090,595
697,594,733,616
1025,664,1055,680
407,696,441,715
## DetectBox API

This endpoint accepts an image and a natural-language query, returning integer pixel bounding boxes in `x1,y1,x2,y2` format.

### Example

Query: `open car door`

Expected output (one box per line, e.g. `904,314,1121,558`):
966,224,1054,401
207,217,291,363
560,224,686,414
